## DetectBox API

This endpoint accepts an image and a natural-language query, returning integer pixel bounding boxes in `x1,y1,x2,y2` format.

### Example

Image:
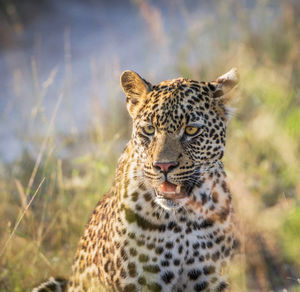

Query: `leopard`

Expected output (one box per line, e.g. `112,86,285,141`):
33,68,240,292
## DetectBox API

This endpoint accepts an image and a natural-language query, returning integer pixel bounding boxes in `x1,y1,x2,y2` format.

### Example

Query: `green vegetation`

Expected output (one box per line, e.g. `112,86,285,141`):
0,0,299,291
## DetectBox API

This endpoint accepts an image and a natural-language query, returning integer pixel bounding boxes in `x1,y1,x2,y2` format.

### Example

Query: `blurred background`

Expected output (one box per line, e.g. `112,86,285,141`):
0,0,299,291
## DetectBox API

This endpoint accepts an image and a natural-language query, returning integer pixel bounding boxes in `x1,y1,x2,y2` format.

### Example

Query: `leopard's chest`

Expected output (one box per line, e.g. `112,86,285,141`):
106,214,233,291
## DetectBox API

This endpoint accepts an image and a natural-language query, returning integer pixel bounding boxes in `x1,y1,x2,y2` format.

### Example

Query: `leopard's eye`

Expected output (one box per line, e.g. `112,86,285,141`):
185,126,201,136
142,125,155,135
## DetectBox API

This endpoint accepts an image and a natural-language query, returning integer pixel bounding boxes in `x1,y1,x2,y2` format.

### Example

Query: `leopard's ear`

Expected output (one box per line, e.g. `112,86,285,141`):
120,70,152,118
210,68,239,100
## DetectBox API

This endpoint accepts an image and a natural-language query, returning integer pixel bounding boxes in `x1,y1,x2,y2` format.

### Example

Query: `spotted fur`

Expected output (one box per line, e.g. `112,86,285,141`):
34,68,239,292
33,277,68,292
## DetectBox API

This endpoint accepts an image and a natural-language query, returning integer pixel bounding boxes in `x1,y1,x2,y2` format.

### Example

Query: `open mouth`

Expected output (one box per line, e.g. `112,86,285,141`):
154,181,188,210
155,181,187,200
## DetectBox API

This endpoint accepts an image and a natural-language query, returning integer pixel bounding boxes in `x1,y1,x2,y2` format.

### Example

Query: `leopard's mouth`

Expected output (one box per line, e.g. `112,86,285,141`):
156,181,187,200
154,181,187,210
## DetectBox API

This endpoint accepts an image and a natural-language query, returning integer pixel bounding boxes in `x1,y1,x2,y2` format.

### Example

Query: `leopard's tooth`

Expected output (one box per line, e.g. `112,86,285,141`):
175,185,181,194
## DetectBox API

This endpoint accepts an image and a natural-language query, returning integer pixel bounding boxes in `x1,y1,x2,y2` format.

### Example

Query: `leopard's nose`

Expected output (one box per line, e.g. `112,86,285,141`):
153,161,179,173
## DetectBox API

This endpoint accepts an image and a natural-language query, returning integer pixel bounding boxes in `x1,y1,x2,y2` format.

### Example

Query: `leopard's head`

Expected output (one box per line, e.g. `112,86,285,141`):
121,69,238,211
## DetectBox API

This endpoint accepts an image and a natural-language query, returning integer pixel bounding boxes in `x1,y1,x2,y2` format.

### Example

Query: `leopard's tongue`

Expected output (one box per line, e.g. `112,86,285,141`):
160,182,177,193
159,182,186,199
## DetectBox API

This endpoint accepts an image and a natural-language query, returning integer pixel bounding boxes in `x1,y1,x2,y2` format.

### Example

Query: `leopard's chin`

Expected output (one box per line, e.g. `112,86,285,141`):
154,195,183,211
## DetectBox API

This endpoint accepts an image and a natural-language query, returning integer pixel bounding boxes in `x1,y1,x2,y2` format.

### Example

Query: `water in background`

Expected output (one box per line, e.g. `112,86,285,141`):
0,0,280,161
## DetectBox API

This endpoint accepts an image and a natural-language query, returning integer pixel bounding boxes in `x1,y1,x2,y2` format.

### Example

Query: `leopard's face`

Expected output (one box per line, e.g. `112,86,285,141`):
121,70,238,210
